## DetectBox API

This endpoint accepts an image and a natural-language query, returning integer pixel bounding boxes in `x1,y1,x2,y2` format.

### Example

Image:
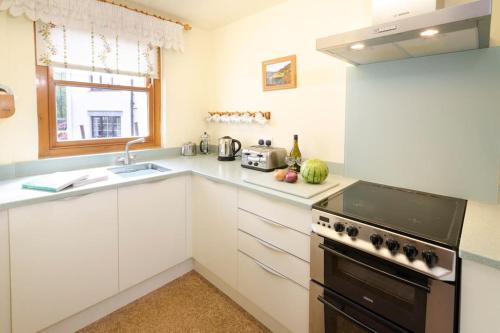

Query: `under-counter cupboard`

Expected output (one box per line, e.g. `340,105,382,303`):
192,175,238,289
0,210,10,333
9,189,119,333
118,177,187,290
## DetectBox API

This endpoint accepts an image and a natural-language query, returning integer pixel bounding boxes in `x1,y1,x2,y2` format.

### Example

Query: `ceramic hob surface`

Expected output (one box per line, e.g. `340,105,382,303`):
313,181,467,248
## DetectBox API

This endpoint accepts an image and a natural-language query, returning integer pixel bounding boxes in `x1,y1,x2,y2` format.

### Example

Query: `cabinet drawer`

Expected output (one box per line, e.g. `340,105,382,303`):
238,209,310,262
238,230,309,288
238,189,311,234
238,251,309,333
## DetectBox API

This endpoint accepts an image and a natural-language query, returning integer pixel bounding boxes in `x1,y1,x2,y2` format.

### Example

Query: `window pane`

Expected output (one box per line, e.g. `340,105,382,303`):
55,86,149,142
53,67,147,87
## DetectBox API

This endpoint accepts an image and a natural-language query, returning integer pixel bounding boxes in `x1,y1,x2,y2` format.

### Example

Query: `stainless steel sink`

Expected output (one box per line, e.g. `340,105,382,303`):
108,163,171,178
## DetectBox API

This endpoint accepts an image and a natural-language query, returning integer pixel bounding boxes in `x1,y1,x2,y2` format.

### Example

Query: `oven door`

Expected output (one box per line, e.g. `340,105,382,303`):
311,233,430,333
310,281,409,333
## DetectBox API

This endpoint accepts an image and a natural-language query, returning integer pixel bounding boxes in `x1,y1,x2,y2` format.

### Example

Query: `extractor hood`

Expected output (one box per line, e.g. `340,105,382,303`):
316,0,492,65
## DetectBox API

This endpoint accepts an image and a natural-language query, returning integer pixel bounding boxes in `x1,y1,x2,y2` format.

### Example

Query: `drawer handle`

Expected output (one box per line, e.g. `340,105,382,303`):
143,177,168,184
205,177,221,184
253,259,287,280
256,239,286,254
51,192,92,202
258,217,285,228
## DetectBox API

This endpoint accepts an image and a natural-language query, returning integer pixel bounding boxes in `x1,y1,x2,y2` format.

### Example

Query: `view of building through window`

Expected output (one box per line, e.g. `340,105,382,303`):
54,68,149,142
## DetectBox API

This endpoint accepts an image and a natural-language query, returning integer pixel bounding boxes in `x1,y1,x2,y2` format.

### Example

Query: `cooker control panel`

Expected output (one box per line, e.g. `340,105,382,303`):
312,209,457,281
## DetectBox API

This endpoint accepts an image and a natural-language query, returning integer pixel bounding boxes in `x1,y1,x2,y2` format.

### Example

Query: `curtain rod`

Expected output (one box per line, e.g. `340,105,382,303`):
97,0,192,31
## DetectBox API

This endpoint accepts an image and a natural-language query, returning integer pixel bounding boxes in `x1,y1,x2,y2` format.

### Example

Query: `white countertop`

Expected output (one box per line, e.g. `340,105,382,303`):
460,201,500,270
1,153,498,271
0,154,356,211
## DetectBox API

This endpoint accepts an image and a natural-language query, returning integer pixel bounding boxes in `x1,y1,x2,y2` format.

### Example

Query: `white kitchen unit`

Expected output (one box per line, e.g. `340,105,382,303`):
460,259,500,333
0,211,10,333
9,190,119,333
238,188,312,235
192,175,238,288
118,176,187,290
238,251,309,333
237,188,310,333
237,230,309,289
238,209,310,262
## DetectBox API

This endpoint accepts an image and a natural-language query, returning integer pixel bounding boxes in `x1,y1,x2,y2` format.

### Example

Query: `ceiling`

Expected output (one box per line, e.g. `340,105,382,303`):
127,0,287,30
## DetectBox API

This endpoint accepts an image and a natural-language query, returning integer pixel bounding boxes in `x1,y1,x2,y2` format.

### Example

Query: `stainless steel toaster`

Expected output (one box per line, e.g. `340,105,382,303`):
241,145,287,172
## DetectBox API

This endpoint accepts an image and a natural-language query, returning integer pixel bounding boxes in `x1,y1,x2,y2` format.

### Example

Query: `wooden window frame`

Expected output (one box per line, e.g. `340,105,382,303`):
36,56,161,158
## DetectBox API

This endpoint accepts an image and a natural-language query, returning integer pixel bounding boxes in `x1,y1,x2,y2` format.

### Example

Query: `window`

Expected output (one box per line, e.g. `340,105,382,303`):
91,115,122,138
37,65,161,157
35,23,161,157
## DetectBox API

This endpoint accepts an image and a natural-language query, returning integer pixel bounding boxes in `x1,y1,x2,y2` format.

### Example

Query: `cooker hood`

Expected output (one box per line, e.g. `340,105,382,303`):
316,0,492,65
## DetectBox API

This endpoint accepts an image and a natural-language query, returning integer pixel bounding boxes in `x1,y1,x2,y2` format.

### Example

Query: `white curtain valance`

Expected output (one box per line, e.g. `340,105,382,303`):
0,0,184,51
35,21,159,78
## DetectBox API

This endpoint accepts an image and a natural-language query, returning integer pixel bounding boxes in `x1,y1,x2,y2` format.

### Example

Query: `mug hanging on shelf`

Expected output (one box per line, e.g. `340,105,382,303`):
206,111,271,125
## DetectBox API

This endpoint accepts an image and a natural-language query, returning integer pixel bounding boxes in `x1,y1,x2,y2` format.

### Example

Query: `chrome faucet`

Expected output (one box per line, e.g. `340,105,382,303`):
117,137,145,165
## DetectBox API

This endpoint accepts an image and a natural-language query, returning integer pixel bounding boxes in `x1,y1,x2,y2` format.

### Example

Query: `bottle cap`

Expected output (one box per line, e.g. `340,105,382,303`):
294,134,298,140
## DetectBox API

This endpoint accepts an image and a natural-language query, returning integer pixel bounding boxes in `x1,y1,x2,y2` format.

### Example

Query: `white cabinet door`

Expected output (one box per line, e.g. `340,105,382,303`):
460,259,500,333
9,190,119,333
192,176,238,288
0,211,10,333
118,176,187,290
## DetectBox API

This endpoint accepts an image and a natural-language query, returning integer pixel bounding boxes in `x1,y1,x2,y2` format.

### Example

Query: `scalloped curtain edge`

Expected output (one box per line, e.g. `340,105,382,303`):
0,0,185,52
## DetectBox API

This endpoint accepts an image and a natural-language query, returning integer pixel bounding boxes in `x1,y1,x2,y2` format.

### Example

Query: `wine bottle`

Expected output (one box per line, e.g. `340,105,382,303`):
289,134,302,172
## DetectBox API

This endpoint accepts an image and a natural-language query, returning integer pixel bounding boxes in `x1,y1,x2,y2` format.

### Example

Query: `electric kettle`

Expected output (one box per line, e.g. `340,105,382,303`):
217,136,241,161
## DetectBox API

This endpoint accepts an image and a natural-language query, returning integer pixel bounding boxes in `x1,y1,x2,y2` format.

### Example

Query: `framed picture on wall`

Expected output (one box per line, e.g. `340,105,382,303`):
262,55,297,91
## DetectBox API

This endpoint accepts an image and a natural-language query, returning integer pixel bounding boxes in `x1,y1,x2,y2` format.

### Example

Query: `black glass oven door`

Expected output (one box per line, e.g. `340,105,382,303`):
311,282,409,333
321,239,429,333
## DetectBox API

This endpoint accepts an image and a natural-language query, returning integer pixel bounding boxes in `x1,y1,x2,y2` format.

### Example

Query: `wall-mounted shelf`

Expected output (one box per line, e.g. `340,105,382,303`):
206,111,271,125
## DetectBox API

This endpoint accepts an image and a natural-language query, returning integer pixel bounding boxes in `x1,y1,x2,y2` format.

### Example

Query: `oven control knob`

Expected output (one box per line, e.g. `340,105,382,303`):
385,239,400,253
403,245,418,261
422,251,438,268
346,226,358,237
370,234,384,247
370,234,384,248
333,223,345,233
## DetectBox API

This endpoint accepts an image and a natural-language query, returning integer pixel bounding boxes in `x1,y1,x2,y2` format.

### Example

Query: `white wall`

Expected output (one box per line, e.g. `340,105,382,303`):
0,12,38,165
161,27,210,148
206,0,371,163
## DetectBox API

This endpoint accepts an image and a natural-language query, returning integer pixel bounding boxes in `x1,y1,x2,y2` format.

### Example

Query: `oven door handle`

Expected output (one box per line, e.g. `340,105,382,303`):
317,294,409,333
317,295,378,333
318,244,430,293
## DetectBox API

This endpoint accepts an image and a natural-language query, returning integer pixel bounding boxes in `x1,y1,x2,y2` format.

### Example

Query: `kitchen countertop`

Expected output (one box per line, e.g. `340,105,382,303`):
0,154,356,211
1,153,498,271
459,201,500,270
